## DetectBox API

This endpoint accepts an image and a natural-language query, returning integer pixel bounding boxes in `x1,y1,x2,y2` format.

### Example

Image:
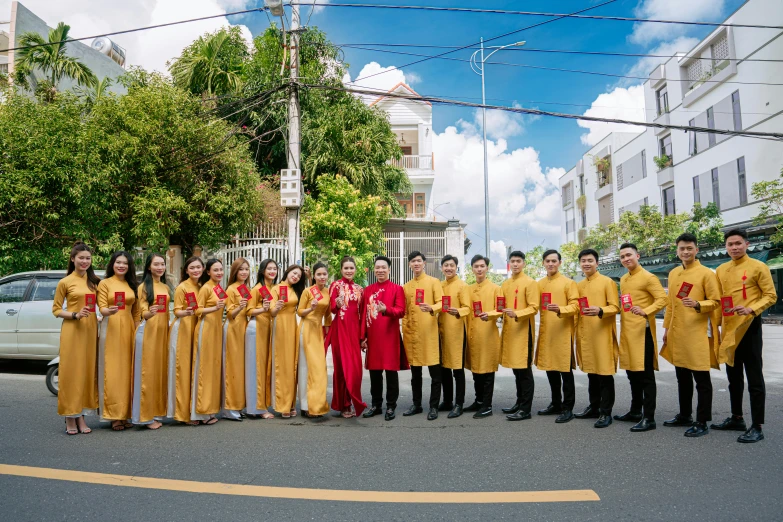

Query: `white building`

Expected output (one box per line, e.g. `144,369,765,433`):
560,0,783,247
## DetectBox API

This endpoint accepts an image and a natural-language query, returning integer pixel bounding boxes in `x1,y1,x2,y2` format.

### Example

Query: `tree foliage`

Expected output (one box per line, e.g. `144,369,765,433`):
464,264,506,285
685,202,724,247
523,245,545,280
559,242,582,278
751,168,783,244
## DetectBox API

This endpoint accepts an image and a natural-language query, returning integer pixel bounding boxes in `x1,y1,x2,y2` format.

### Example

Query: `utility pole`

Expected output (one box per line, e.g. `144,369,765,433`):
286,2,301,266
480,37,490,258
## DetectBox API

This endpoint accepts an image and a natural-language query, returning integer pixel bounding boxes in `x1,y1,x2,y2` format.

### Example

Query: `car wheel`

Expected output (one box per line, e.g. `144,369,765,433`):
46,365,58,396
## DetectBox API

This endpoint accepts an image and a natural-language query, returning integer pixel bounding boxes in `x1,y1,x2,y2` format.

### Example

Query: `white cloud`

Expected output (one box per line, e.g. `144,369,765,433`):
629,0,727,45
490,240,507,261
624,36,700,85
311,0,330,15
1,0,254,73
577,85,646,146
343,61,417,94
474,106,525,140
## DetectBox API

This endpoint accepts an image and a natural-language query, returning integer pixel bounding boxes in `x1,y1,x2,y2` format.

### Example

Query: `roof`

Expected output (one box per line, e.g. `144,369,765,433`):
369,82,432,107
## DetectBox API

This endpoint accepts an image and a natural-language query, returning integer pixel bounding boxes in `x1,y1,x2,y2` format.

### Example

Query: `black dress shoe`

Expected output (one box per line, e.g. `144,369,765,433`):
501,401,523,414
684,422,709,437
507,410,531,421
555,410,574,423
438,402,453,412
737,425,764,443
463,401,483,412
594,414,612,428
473,406,493,419
711,415,747,431
427,407,439,421
537,403,562,416
402,404,423,416
384,408,396,421
447,404,463,419
574,406,600,419
664,414,693,427
613,411,643,422
630,418,656,432
362,406,381,418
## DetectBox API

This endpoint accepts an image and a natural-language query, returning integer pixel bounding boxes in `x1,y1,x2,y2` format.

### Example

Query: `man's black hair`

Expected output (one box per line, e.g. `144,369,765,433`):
619,243,638,252
374,255,392,268
440,254,459,266
508,250,525,261
578,248,599,262
675,232,698,245
542,249,561,261
407,250,426,262
724,228,748,242
470,254,489,266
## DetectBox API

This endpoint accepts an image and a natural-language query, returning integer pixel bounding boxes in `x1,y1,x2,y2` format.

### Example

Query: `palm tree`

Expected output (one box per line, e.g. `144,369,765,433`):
15,22,97,92
75,77,113,108
169,28,245,99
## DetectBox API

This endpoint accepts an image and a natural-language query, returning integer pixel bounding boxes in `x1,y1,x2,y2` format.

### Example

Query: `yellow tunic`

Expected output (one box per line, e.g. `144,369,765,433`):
52,272,99,417
97,276,140,421
716,255,777,366
133,281,170,423
271,282,299,412
192,280,223,416
438,276,471,369
535,273,579,372
168,279,199,422
297,286,332,416
619,266,667,371
500,273,539,369
466,279,502,374
402,274,443,366
224,282,248,412
246,283,274,412
576,273,620,375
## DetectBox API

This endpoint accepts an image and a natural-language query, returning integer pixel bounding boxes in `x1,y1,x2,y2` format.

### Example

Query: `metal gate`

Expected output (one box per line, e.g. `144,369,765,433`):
373,230,448,285
212,219,292,287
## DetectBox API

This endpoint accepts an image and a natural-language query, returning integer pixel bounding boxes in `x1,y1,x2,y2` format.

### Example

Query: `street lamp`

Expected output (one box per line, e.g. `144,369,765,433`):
470,39,525,257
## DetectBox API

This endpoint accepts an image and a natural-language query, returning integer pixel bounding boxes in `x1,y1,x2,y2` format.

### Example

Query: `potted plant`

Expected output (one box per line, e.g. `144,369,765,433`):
654,154,672,171
576,194,587,210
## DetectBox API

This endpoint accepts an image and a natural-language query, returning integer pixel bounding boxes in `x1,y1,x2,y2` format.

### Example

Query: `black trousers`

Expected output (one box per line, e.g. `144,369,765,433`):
587,374,615,415
626,327,657,419
411,365,443,409
473,372,495,408
726,316,765,426
441,325,467,405
511,329,535,413
546,370,575,411
674,366,712,423
369,370,399,409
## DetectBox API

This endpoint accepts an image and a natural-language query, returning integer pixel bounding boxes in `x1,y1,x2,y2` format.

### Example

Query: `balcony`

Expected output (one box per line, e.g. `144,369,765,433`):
390,154,433,171
653,111,670,135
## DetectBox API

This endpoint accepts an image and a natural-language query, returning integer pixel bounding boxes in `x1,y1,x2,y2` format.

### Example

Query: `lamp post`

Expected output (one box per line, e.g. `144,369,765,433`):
470,39,525,257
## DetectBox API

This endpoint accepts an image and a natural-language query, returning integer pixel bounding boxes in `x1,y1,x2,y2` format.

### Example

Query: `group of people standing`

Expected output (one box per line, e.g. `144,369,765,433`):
53,227,773,444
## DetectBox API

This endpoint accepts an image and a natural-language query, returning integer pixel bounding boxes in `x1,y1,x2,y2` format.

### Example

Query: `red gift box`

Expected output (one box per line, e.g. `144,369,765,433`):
114,291,126,310
496,296,506,312
185,292,198,310
722,296,734,316
578,297,589,314
237,284,252,300
279,286,288,302
213,284,227,300
310,286,323,301
259,286,273,301
415,289,425,305
85,294,96,312
442,295,451,311
541,293,552,309
676,282,693,300
621,294,633,312
472,301,483,317
155,295,167,313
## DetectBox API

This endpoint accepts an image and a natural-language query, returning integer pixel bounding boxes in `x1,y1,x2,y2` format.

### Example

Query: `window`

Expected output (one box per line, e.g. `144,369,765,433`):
400,146,412,156
656,85,669,116
738,157,747,206
641,150,647,178
732,90,742,131
0,279,30,303
659,135,673,163
578,174,585,197
712,168,721,210
396,194,412,216
644,197,649,206
561,182,573,208
707,107,716,147
663,186,676,216
693,176,701,204
415,193,425,217
580,209,586,228
31,278,61,302
688,119,697,156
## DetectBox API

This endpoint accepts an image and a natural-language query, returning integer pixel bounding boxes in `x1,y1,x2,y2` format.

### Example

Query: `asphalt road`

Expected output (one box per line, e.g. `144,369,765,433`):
1,321,781,521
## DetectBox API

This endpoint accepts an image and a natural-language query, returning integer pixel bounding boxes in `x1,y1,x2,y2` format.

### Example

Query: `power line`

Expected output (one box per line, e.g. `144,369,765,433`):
350,0,619,83
292,2,783,31
302,82,783,141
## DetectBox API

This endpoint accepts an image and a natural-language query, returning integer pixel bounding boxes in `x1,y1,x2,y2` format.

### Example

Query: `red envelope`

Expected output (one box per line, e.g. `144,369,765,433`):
496,296,506,312
676,282,693,300
541,293,552,309
310,286,323,301
213,284,227,300
415,288,425,305
185,292,198,310
115,291,126,310
578,297,589,314
85,294,96,312
472,301,483,317
237,284,252,300
156,295,167,313
279,285,288,302
722,296,734,316
621,294,633,312
259,285,273,301
442,295,451,311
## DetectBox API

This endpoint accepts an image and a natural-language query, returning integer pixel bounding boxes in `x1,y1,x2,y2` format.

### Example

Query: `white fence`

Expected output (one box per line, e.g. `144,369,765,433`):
389,154,433,170
375,230,448,284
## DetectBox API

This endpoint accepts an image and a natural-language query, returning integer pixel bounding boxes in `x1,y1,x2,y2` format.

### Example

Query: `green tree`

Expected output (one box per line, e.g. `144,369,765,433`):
686,202,724,247
523,245,545,279
581,205,689,257
14,22,97,97
75,77,114,109
560,242,582,278
751,168,783,244
301,175,391,283
464,263,506,285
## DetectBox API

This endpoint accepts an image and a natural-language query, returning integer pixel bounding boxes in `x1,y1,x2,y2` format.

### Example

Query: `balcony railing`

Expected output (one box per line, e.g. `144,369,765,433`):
390,154,434,171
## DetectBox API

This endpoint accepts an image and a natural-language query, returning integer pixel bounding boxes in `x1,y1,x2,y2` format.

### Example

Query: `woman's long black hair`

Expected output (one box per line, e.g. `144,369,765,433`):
256,258,278,288
180,256,204,285
105,250,139,296
198,259,223,286
66,242,101,291
311,262,328,286
141,252,170,306
281,264,307,300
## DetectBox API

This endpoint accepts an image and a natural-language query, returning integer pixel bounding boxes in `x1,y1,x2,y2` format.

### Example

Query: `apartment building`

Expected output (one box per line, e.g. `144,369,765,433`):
559,0,783,247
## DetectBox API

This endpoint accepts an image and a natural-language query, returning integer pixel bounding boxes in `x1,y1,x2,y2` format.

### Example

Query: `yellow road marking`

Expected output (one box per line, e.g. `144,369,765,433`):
0,464,599,504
